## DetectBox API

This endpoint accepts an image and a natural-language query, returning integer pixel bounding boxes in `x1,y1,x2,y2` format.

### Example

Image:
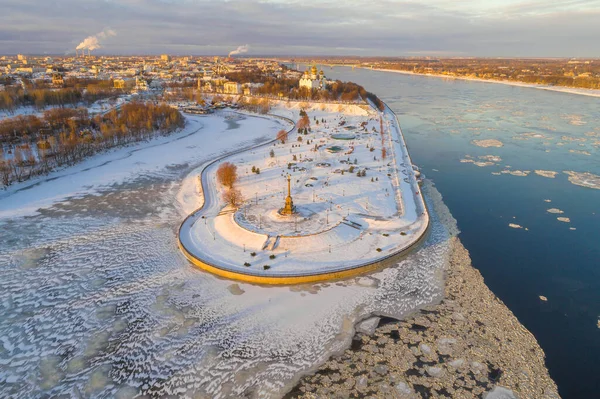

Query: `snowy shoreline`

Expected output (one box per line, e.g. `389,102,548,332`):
287,183,560,399
367,68,600,98
177,102,430,281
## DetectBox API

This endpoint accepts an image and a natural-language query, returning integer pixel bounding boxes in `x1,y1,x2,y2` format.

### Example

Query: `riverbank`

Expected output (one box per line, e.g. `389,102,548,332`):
286,234,560,399
285,182,560,398
369,68,600,98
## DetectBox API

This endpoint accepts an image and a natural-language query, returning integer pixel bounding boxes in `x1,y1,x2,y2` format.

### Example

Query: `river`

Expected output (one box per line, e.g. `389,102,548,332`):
320,66,600,399
1,69,598,398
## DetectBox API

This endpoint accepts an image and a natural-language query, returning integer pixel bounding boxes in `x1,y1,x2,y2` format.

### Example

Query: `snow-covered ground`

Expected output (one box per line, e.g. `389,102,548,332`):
178,104,429,275
0,111,285,219
0,107,453,398
0,95,131,120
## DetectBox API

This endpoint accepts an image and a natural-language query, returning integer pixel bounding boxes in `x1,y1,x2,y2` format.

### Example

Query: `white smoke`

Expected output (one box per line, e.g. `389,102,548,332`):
228,44,249,57
76,28,116,52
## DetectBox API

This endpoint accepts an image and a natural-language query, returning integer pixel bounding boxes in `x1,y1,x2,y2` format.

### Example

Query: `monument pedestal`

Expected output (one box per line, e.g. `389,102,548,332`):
280,175,296,216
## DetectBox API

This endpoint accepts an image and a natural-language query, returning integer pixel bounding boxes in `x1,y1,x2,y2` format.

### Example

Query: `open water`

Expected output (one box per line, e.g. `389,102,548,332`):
323,66,600,399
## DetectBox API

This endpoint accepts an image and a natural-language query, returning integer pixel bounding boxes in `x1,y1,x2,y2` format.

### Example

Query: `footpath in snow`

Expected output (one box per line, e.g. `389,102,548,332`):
178,103,429,279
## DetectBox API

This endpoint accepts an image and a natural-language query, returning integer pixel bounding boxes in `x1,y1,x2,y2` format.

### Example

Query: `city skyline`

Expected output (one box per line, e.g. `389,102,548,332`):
2,0,600,57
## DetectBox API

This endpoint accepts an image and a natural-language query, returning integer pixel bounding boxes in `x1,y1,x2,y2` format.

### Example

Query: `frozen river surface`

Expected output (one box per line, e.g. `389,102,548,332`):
0,111,452,398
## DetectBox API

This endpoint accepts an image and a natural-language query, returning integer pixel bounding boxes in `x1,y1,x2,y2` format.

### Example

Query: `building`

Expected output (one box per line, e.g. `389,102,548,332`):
223,81,241,95
299,65,326,90
51,73,64,87
160,54,171,62
114,79,126,89
13,66,44,74
241,82,263,96
135,76,149,91
203,81,214,92
17,54,26,61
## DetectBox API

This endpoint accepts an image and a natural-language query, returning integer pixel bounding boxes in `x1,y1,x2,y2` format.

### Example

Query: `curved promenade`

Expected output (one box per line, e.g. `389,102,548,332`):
178,103,430,285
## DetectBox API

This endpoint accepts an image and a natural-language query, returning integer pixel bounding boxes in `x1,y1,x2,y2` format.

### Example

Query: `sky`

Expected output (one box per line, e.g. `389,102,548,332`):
1,0,600,57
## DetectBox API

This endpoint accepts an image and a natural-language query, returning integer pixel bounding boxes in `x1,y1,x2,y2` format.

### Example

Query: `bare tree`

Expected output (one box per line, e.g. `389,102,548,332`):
381,147,387,160
297,114,310,131
223,188,243,208
216,162,238,188
0,159,10,186
259,98,270,114
276,129,288,144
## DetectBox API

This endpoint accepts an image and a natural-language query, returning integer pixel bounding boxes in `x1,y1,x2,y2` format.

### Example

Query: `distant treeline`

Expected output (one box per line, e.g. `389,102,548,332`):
516,75,600,89
374,61,600,90
0,102,184,186
0,78,123,113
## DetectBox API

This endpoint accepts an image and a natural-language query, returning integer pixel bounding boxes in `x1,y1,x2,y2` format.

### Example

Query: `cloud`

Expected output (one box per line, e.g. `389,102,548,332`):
0,0,599,56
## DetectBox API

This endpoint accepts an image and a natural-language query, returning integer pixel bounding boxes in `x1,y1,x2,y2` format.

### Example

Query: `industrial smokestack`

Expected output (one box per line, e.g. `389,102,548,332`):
228,44,249,58
76,28,116,54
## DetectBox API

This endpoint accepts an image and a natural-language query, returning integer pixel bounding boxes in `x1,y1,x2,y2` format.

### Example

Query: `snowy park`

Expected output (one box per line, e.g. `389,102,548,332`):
178,102,429,281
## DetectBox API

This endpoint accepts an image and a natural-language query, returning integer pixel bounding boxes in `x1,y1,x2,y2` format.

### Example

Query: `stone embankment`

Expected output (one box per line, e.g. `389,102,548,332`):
286,238,560,399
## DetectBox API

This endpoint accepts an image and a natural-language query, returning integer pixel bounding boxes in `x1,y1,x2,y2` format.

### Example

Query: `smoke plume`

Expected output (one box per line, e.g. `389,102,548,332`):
76,28,117,52
228,44,249,57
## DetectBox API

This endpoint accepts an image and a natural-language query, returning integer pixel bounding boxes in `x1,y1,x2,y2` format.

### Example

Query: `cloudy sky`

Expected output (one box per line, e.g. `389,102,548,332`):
2,0,599,56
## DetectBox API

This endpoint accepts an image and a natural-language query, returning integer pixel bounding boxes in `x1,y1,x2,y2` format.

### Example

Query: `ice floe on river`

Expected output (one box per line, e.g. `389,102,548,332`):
564,171,600,190
471,139,504,148
534,170,558,178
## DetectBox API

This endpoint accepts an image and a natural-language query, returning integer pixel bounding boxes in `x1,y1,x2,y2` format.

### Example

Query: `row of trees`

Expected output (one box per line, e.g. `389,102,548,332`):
237,97,271,114
0,78,123,113
0,102,185,186
517,75,600,89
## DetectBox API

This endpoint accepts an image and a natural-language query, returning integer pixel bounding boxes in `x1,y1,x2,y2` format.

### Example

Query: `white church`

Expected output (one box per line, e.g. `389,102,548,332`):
299,65,327,90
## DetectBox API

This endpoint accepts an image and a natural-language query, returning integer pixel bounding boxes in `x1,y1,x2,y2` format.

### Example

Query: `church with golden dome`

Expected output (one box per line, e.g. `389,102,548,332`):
299,65,327,90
